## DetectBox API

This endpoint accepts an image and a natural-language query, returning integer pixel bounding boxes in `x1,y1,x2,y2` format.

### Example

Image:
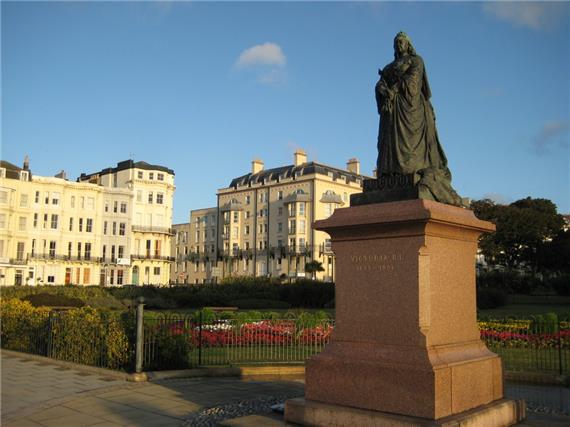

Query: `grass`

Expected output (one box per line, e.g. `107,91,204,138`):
478,304,570,320
487,345,569,374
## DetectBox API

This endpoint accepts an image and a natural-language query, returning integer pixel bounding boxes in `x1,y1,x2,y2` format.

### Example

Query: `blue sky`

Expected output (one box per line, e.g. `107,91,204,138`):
2,1,569,223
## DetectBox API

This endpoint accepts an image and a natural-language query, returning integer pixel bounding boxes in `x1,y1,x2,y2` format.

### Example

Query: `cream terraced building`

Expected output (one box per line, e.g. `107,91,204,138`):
177,150,369,284
0,158,175,286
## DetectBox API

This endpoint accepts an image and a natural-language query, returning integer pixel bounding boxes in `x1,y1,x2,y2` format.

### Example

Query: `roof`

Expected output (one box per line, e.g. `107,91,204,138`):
0,160,29,180
227,161,369,189
78,159,175,181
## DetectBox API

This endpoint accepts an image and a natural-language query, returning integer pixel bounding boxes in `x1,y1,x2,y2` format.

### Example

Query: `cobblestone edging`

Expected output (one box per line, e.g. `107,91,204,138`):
182,394,302,426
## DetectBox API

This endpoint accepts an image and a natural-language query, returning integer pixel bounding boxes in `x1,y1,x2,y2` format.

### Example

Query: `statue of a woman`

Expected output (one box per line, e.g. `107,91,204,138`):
376,32,463,206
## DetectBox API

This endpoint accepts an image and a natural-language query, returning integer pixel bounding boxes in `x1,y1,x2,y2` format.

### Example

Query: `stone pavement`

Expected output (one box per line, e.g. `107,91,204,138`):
1,351,568,427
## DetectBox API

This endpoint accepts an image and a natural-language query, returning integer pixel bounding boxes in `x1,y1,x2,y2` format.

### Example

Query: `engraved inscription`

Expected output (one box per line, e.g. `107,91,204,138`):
350,253,403,272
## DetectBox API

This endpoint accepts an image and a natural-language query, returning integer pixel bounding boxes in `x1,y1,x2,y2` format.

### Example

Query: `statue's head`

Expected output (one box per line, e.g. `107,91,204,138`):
393,31,416,59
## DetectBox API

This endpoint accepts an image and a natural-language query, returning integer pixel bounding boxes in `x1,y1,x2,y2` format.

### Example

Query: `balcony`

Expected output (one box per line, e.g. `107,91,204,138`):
131,225,174,235
131,254,175,262
27,254,103,263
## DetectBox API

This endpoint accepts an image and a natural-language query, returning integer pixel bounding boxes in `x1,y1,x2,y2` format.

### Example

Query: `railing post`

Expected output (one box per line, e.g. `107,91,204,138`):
557,314,563,376
198,310,203,366
135,297,145,373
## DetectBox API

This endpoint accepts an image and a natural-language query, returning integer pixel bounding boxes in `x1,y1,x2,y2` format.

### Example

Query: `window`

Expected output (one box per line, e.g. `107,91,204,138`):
233,212,238,223
278,222,283,233
31,239,36,256
35,191,40,204
20,194,28,207
196,230,200,242
45,193,49,204
278,191,283,200
118,245,124,259
80,197,85,208
103,221,107,235
84,243,91,260
299,203,305,216
277,239,283,248
34,213,38,228
299,237,306,250
17,242,25,260
259,224,263,233
299,219,306,234
136,190,142,202
71,196,75,208
245,211,251,219
245,225,250,235
154,267,160,275
0,214,5,229
83,268,90,284
86,218,92,232
47,275,55,284
87,198,94,210
120,202,127,213
52,192,60,205
102,245,106,261
43,214,48,229
119,223,126,236
232,227,238,238
149,172,154,180
77,242,82,257
19,216,27,231
157,173,164,181
278,207,283,216
146,240,151,257
51,214,58,230
49,241,56,257
109,269,115,285
289,219,296,234
288,203,295,217
0,191,7,204
20,171,29,181
105,201,109,212
156,193,164,204
68,242,72,258
148,192,153,204
117,270,124,285
111,245,116,261
137,171,143,179
69,217,73,231
245,195,251,205
154,240,161,257
112,222,117,235
0,240,4,257
79,218,83,232
113,201,118,213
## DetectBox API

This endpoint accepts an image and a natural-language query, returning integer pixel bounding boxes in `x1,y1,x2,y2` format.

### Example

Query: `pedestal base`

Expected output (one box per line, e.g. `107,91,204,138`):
285,397,526,427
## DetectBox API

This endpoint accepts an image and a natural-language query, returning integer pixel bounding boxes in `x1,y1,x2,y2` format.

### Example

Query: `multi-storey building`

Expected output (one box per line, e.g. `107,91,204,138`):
0,158,175,286
170,222,190,284
173,150,368,284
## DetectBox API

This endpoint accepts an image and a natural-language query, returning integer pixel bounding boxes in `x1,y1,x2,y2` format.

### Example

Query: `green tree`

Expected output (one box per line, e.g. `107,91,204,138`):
305,260,325,280
472,197,565,272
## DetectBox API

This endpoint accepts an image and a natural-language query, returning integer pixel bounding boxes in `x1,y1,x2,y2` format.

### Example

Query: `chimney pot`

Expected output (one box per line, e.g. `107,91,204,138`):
347,158,360,175
294,149,307,167
252,159,264,174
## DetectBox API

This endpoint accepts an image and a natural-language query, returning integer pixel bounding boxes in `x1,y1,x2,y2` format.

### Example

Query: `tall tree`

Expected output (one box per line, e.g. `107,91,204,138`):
472,197,565,271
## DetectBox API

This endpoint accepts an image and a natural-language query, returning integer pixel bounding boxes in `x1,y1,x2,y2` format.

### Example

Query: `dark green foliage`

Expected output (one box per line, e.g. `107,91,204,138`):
476,288,508,309
23,293,85,308
551,275,570,296
228,299,290,310
472,197,565,272
145,332,191,371
278,279,335,308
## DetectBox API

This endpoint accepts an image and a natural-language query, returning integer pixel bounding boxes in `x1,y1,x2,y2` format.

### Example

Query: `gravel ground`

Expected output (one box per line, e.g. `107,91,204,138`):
182,394,301,427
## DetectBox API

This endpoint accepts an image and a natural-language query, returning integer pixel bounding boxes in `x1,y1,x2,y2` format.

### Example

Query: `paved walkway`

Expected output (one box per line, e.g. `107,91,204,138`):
1,351,568,426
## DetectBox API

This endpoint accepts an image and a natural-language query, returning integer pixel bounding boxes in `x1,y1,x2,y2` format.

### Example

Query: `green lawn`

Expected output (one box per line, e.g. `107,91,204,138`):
487,345,569,374
478,304,570,320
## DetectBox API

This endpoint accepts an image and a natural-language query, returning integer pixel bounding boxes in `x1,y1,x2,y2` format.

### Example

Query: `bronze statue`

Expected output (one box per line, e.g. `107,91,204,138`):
375,32,462,206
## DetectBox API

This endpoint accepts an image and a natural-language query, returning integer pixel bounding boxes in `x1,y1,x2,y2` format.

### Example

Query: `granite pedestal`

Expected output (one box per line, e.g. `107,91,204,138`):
285,199,525,426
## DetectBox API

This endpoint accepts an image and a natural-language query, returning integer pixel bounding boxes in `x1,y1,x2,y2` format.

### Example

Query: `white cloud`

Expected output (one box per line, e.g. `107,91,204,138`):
533,120,570,154
483,2,569,31
235,42,286,69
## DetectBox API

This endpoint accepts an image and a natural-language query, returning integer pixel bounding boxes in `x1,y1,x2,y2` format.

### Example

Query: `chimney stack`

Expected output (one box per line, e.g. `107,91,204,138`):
55,170,67,180
252,159,264,174
294,149,307,166
23,155,30,171
347,158,360,175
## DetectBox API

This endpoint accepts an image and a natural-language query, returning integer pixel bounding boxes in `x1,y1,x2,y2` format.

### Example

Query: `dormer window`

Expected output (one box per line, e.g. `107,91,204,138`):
0,168,5,178
20,171,29,181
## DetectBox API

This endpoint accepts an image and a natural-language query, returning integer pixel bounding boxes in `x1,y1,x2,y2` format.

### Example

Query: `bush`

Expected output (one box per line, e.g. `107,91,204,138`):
477,288,508,309
228,299,290,310
0,299,51,353
549,275,570,296
23,293,85,308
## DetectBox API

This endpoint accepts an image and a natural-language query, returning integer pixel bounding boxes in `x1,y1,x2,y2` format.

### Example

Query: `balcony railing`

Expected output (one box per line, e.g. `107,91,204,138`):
131,254,175,262
131,225,175,235
27,254,103,263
